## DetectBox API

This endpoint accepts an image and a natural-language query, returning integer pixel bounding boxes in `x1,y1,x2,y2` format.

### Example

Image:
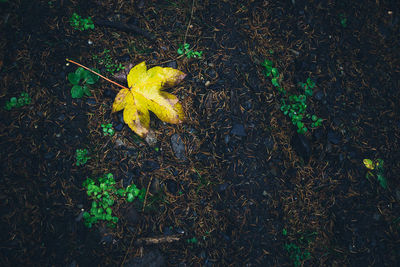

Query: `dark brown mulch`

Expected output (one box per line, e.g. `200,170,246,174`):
1,0,399,266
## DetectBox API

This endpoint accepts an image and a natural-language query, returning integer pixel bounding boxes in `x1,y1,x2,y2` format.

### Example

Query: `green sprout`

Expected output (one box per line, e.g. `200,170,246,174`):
82,173,146,228
282,228,288,236
68,67,99,98
262,59,323,134
261,59,284,94
363,158,387,189
69,13,94,31
299,78,315,97
177,43,203,59
339,13,347,28
283,230,315,267
284,243,311,267
75,148,90,166
93,49,125,75
101,123,115,136
187,237,198,244
4,92,31,110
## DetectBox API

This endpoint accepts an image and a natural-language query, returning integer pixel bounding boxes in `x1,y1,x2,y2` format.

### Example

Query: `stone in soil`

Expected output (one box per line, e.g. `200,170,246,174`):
314,91,324,101
86,98,96,105
166,60,177,69
166,179,178,194
313,128,324,141
114,123,124,131
327,130,341,144
291,133,311,163
217,182,229,192
150,177,161,194
170,133,187,161
231,123,246,137
124,206,141,225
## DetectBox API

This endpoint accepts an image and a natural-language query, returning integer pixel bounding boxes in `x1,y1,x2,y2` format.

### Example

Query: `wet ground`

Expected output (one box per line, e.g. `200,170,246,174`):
1,0,399,266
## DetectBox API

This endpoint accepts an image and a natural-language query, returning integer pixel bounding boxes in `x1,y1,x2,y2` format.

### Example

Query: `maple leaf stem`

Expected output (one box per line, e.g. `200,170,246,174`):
66,58,128,90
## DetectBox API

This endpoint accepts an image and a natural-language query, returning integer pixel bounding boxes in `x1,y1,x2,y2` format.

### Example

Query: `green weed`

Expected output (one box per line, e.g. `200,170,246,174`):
363,158,387,189
177,43,203,59
82,173,146,228
75,148,90,166
283,230,316,267
92,49,125,75
68,67,99,98
4,92,31,110
101,123,115,136
339,14,347,28
262,59,323,134
69,13,94,31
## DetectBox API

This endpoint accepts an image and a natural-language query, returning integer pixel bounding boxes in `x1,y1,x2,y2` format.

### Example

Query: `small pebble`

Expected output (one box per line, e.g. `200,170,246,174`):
231,124,246,137
114,123,124,131
167,61,177,69
327,130,341,144
314,91,324,101
217,183,229,192
175,227,185,234
224,135,230,144
166,179,178,194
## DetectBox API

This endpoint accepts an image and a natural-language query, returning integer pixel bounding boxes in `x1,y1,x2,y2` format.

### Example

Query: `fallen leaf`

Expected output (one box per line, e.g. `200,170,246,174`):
363,159,375,170
112,62,185,137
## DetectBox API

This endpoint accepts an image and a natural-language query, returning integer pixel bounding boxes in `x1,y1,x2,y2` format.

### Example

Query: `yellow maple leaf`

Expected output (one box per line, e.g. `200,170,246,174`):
363,159,375,170
112,62,186,137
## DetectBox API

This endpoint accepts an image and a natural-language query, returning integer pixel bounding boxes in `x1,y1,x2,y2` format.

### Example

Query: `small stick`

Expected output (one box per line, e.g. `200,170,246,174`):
142,176,153,212
134,235,181,246
183,0,196,45
66,59,128,90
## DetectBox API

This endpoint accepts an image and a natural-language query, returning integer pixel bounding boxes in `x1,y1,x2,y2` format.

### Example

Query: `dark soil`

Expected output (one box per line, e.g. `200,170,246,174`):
1,0,399,266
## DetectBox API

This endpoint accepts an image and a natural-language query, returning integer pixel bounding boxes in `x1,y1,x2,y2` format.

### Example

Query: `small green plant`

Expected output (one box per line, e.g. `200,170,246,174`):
101,123,115,136
283,230,315,267
339,13,347,28
261,59,285,94
75,148,90,166
299,78,315,97
82,173,146,228
284,243,311,267
68,67,99,98
177,43,203,59
93,49,125,75
69,13,94,31
262,59,323,134
4,92,31,110
363,158,387,189
186,237,198,244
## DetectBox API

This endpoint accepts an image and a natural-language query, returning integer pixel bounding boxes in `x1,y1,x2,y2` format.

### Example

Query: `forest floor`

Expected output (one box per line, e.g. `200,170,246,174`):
0,0,399,266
